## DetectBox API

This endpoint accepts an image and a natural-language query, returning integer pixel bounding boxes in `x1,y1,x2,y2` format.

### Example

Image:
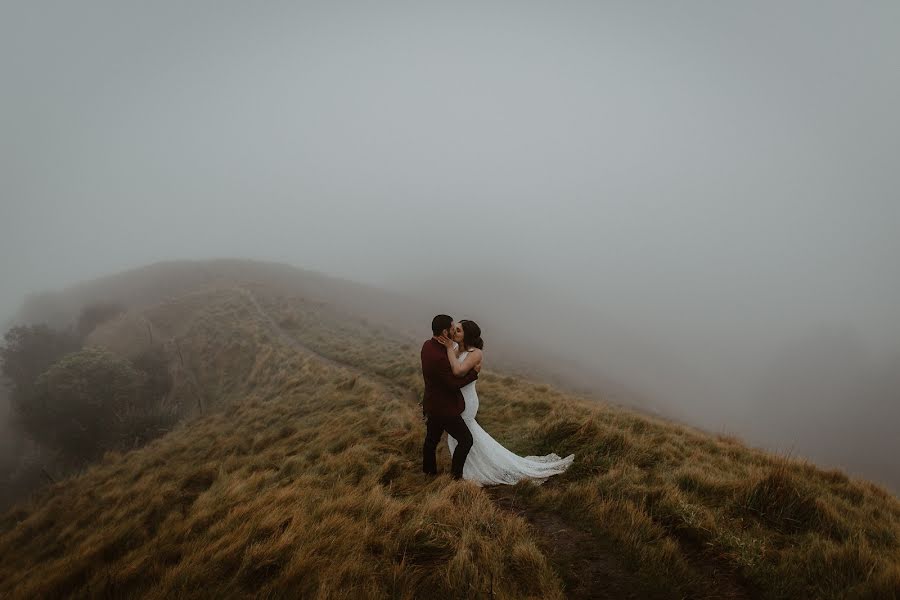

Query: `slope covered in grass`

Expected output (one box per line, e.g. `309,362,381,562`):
0,291,562,598
1,281,898,598
251,285,900,598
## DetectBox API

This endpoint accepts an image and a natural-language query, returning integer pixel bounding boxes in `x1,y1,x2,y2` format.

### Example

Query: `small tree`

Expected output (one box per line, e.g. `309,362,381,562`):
24,348,143,461
0,325,81,406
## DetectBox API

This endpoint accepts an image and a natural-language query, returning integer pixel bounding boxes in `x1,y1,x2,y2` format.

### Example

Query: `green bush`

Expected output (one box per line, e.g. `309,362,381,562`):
1,324,80,405
20,347,173,463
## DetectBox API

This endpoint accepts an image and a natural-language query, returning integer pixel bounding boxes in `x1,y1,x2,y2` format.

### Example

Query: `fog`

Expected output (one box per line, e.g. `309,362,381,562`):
2,2,898,489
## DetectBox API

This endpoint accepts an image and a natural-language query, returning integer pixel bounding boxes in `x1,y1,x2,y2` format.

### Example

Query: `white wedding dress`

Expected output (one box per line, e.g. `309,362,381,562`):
447,348,575,486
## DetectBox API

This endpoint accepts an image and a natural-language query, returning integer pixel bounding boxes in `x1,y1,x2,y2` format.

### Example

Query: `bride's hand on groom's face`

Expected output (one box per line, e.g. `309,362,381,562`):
436,335,453,348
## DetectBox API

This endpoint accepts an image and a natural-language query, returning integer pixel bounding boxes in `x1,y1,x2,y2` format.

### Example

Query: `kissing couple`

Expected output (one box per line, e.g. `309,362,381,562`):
420,314,574,485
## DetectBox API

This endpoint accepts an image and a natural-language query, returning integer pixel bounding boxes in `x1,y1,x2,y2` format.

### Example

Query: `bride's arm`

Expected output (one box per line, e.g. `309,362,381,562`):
449,348,482,376
437,337,483,376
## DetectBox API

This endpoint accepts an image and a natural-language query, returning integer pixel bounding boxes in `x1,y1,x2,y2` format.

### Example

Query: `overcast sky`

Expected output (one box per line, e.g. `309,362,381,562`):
2,1,899,485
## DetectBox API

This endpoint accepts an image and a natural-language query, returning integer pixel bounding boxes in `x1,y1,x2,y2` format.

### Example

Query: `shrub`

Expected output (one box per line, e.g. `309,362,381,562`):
733,465,842,536
0,324,80,404
20,347,173,463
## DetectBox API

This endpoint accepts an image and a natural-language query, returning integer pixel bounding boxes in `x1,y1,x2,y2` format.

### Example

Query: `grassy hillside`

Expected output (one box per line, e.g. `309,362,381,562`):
1,280,898,598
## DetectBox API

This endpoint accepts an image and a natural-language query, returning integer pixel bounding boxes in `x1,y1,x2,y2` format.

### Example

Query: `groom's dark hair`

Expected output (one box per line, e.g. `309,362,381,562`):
431,314,453,336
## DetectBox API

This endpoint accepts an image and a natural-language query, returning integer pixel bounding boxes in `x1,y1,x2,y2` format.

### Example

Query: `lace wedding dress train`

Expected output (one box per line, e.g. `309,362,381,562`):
447,350,574,486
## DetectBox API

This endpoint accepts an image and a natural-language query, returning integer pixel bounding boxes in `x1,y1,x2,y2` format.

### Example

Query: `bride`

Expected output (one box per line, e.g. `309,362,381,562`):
436,320,574,486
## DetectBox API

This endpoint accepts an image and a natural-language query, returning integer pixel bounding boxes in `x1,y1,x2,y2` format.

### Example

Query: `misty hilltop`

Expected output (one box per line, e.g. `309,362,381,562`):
0,260,898,598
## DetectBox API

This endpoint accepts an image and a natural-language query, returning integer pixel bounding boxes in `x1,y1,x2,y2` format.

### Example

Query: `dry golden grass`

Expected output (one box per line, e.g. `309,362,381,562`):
0,291,563,599
1,284,898,599
253,286,900,598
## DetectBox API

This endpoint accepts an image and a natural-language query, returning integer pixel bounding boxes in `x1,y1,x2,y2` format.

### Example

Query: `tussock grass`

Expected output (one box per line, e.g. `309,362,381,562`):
1,284,898,598
251,286,900,598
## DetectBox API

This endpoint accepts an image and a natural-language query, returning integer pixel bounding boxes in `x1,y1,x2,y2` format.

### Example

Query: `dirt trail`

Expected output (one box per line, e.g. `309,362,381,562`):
237,287,749,600
489,486,674,600
237,287,417,399
237,287,352,371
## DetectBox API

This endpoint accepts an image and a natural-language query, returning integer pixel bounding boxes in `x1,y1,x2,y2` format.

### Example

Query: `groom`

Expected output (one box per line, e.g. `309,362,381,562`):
421,314,479,479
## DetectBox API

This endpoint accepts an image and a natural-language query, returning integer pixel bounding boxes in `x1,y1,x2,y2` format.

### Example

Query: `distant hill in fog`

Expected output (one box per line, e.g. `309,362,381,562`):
6,259,654,410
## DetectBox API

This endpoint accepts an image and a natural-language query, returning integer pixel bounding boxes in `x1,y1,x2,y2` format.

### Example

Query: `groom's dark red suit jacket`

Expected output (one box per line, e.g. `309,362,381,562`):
420,338,479,417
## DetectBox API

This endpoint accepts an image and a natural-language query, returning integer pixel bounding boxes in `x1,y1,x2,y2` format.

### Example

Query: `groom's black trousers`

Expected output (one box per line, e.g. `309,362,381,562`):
423,414,473,479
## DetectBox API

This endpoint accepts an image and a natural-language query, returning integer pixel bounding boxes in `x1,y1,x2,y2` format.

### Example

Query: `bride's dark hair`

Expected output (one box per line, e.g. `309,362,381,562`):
460,320,484,350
